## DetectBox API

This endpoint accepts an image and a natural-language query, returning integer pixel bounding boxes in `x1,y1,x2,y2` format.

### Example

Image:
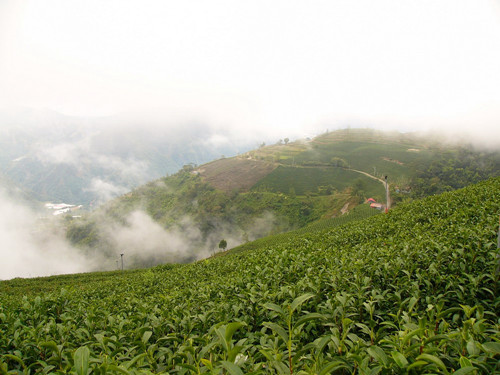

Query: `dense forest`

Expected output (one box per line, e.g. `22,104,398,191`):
410,147,500,197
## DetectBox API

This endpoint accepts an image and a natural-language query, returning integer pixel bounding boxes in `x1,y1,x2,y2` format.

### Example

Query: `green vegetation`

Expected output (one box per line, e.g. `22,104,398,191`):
227,204,381,256
252,165,384,198
2,177,499,373
65,129,500,268
263,129,499,198
66,169,360,266
410,147,500,197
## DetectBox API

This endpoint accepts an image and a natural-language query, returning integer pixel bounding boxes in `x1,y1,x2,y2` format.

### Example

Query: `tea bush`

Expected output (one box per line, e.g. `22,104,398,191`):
1,178,499,374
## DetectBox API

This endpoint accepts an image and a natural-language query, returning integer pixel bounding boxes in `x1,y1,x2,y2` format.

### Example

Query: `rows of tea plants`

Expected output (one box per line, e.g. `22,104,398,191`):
294,204,380,234
1,177,499,374
228,204,380,256
251,165,384,198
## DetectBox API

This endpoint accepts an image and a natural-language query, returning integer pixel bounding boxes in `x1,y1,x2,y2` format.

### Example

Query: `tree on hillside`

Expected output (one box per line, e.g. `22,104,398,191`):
284,138,289,145
352,178,366,203
218,239,227,252
331,157,348,168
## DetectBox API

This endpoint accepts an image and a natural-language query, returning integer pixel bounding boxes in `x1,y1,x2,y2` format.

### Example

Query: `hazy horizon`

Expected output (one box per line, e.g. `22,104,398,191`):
1,1,499,148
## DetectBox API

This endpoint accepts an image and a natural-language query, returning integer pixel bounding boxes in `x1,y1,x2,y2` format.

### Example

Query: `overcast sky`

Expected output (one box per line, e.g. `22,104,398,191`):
1,0,500,142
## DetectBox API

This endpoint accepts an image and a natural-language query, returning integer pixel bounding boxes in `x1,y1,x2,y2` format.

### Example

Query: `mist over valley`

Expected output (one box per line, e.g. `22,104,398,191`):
0,0,498,282
1,124,498,279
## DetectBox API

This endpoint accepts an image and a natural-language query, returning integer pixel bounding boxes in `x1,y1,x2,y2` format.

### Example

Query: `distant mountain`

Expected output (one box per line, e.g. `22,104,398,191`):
0,108,255,206
0,170,41,210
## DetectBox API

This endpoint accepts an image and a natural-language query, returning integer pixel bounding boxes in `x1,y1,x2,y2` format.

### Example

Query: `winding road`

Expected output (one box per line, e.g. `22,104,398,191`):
349,168,391,208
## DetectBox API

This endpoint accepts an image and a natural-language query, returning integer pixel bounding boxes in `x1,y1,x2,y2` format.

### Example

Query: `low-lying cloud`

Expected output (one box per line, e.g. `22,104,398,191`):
102,212,203,265
0,177,281,279
85,178,130,205
79,209,281,271
0,188,99,280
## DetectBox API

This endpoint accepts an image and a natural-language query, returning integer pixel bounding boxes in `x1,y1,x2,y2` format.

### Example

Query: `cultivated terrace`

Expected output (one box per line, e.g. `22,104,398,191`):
1,177,499,374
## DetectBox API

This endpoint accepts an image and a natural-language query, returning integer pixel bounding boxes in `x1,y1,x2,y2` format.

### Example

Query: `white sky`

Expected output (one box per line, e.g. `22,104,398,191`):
1,0,500,140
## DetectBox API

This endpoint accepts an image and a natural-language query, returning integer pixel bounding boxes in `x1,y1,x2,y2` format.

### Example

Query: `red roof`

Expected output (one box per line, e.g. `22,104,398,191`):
367,198,376,203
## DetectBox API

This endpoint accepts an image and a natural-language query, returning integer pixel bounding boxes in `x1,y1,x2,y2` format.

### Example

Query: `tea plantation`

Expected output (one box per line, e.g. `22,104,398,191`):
1,178,499,374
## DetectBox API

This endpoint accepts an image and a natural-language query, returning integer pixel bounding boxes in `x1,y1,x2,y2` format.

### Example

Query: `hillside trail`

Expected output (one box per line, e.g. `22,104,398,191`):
281,162,391,206
348,168,391,207
348,168,386,185
278,162,387,185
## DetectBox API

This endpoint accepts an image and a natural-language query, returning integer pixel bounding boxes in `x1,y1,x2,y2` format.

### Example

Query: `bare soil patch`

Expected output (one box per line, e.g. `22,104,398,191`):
197,158,277,193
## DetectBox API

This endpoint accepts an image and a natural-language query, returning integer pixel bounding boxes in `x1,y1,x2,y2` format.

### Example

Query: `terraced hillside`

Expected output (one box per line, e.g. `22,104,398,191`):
197,129,424,198
251,165,384,197
202,128,499,199
64,129,499,268
1,177,499,373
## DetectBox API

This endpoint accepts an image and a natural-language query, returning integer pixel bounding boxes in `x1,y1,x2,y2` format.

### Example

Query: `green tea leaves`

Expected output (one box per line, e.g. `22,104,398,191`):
73,346,90,375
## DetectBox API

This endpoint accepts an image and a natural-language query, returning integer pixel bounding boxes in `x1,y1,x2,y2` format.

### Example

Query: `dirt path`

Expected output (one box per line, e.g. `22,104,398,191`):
274,162,391,207
348,168,386,185
349,168,391,208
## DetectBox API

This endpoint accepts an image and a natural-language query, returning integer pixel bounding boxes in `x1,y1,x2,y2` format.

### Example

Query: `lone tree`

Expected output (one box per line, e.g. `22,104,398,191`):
284,137,289,145
218,239,227,252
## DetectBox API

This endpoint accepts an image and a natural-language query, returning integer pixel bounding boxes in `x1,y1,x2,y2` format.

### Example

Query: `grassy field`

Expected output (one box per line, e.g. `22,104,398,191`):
251,165,385,199
290,140,432,183
1,177,499,373
244,141,309,163
199,129,439,201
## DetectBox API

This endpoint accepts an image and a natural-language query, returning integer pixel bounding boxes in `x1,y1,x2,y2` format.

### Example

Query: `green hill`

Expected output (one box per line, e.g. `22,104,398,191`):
1,177,499,373
64,129,499,268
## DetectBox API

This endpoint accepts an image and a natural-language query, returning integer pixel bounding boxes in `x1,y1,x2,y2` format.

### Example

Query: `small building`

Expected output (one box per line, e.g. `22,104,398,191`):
370,202,385,210
366,198,376,203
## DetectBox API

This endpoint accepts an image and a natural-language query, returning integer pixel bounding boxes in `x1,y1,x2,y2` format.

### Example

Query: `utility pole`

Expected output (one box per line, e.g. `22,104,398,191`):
385,175,389,213
120,253,124,271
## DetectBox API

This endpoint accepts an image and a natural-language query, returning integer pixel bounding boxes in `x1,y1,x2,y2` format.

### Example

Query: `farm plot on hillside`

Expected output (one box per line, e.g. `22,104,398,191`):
1,178,499,374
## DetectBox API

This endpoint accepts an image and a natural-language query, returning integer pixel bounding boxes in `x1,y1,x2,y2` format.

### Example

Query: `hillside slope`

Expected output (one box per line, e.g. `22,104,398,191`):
64,129,499,268
197,158,277,193
202,128,499,199
1,177,499,373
